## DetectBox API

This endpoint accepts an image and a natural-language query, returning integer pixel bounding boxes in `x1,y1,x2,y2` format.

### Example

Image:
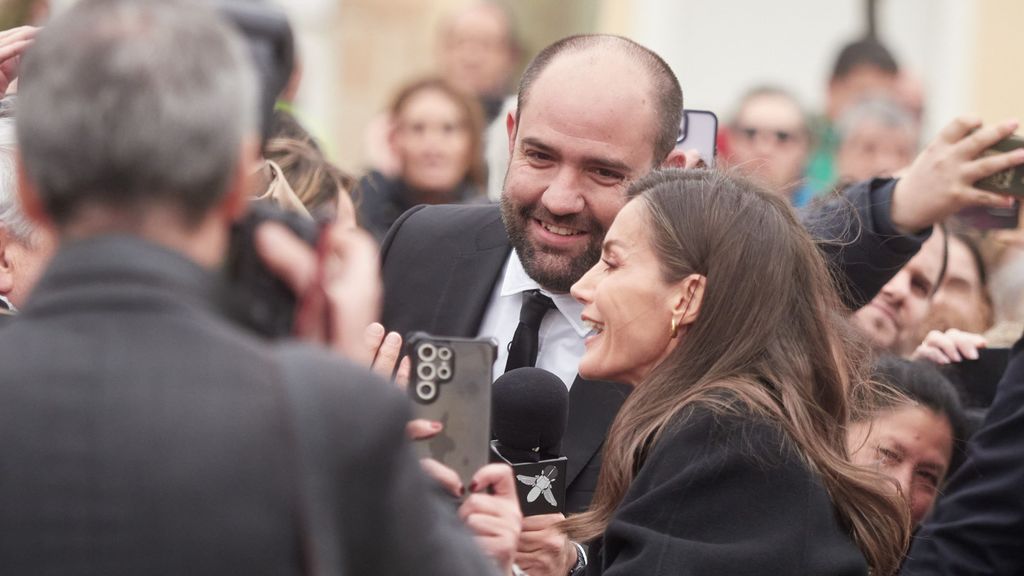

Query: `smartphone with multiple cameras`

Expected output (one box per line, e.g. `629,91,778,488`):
406,333,497,487
676,109,718,168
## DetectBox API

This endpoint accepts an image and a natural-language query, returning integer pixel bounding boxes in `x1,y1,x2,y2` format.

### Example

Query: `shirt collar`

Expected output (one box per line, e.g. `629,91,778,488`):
501,250,589,338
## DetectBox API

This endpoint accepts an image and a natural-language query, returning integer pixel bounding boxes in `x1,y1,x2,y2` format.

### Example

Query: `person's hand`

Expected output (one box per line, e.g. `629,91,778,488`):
515,513,577,576
460,464,523,576
363,322,410,386
420,457,465,497
406,419,443,440
890,117,1024,232
911,328,988,365
0,26,38,96
255,220,381,364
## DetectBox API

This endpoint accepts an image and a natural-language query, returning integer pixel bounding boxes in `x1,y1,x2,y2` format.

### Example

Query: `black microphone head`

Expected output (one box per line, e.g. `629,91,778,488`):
492,368,568,453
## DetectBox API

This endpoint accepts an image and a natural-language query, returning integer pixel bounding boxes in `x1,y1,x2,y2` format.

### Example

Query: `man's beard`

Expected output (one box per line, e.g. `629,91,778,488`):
500,194,604,293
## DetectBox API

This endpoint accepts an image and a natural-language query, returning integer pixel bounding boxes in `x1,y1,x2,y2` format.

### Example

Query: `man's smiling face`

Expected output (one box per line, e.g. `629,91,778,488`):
500,48,660,293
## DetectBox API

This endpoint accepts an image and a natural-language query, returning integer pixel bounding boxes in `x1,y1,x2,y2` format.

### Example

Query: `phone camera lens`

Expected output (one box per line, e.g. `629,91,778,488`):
436,364,452,381
418,343,437,362
416,362,437,382
415,381,437,402
437,347,452,361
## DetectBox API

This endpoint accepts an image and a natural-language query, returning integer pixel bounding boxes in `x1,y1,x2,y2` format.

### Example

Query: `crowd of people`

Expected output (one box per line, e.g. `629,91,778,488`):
2,0,1024,574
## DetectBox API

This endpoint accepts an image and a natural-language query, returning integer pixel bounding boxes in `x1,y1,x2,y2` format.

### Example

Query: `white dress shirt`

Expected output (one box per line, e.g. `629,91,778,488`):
476,250,589,389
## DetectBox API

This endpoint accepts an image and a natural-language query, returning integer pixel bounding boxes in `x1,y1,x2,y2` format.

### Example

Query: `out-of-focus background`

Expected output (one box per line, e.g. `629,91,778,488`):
4,0,1021,175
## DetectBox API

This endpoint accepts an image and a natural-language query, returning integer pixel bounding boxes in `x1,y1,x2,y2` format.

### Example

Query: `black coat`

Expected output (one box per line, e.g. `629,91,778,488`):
0,236,496,576
901,333,1024,574
586,403,867,575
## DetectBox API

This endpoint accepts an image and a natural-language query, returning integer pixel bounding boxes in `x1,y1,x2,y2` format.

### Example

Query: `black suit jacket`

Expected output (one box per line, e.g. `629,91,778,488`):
380,178,925,514
0,236,495,576
587,404,867,575
900,333,1024,575
380,204,631,513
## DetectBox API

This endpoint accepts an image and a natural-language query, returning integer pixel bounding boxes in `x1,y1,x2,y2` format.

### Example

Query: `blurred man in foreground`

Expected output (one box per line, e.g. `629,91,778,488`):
0,1,499,574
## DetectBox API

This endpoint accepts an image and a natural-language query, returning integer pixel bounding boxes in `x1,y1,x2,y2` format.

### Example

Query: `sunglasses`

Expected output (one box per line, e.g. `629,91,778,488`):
734,126,803,145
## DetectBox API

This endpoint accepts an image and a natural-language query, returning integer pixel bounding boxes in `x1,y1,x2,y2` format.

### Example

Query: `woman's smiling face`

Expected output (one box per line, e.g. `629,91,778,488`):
570,200,689,386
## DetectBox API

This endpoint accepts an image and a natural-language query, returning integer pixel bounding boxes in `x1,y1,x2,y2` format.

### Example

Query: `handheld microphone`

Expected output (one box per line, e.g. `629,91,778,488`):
490,368,569,515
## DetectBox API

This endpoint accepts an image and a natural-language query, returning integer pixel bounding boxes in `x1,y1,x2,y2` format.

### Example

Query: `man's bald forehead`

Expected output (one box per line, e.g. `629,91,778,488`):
515,34,682,165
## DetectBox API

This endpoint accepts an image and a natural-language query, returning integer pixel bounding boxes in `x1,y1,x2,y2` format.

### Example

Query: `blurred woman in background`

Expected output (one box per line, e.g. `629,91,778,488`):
357,76,486,240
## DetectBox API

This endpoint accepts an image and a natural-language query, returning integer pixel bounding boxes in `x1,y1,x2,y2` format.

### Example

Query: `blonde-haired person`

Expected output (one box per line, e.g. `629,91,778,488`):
563,169,910,575
265,134,357,227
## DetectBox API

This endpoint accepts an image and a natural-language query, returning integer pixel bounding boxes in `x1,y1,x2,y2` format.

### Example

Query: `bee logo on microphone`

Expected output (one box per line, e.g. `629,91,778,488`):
517,465,559,508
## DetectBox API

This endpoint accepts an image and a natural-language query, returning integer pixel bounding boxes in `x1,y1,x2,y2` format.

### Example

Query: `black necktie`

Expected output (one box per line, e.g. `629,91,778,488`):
504,290,556,373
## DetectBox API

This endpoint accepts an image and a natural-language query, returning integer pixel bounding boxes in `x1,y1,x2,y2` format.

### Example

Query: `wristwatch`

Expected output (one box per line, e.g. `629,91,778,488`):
568,541,588,576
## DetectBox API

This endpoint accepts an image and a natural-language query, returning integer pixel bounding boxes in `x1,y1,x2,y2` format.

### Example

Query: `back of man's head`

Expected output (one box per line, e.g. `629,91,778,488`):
16,0,258,230
515,34,682,166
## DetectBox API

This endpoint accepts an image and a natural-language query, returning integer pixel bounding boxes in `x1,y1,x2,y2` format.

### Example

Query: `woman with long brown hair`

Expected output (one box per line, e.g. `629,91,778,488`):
565,169,910,574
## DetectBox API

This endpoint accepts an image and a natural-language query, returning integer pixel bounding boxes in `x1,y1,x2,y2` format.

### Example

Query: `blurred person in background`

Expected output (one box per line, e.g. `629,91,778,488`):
848,356,967,527
357,76,487,241
914,229,994,343
724,86,814,206
807,37,901,192
853,226,947,356
0,1,510,573
364,1,520,178
0,103,53,311
265,133,357,225
835,97,919,183
437,0,521,124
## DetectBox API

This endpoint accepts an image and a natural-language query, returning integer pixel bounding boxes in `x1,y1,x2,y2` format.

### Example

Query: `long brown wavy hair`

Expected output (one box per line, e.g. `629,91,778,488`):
561,169,911,574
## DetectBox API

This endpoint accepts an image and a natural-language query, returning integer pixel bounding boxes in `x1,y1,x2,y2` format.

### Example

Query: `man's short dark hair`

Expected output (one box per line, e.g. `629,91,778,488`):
515,34,683,166
16,0,257,228
831,37,899,81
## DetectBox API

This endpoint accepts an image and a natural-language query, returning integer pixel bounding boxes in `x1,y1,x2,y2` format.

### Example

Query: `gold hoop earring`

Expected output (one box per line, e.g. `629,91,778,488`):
670,317,680,339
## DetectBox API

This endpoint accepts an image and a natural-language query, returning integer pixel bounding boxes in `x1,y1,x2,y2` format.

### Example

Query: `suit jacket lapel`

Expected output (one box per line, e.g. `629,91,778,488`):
430,212,510,338
563,375,631,487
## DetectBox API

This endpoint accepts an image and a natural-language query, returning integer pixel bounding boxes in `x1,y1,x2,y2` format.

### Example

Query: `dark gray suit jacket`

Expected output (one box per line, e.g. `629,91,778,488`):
380,177,926,514
0,236,495,576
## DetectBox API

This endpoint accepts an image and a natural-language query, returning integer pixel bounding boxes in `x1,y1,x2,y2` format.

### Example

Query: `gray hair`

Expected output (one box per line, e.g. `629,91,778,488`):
16,0,258,228
836,97,916,143
0,113,35,244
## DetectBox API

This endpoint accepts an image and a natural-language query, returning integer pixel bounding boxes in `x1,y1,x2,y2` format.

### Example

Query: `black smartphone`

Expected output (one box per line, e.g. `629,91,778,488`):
676,109,718,168
221,200,319,338
406,333,497,487
975,134,1024,196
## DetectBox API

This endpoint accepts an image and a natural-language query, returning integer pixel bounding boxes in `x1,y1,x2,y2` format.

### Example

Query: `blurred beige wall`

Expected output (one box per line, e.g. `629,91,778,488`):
330,0,598,173
974,0,1024,126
